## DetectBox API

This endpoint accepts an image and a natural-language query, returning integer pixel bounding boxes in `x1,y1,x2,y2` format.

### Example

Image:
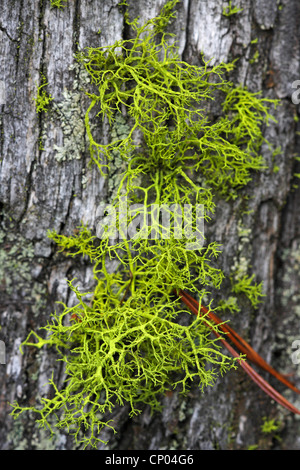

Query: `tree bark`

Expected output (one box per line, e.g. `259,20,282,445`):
1,0,300,450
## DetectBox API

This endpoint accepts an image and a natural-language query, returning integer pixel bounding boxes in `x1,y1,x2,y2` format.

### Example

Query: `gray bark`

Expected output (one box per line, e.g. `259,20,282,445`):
0,0,300,450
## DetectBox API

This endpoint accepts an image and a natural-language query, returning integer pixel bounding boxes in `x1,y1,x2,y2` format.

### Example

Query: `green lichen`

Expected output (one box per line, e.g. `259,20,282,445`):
50,0,67,9
34,74,53,113
261,417,281,434
231,273,264,309
229,220,264,308
222,1,243,17
249,50,260,65
11,0,279,448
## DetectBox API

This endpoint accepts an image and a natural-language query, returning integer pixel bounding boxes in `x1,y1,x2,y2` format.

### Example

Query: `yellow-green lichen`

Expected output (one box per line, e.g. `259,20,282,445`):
34,75,53,113
11,0,280,449
50,0,67,9
222,1,243,17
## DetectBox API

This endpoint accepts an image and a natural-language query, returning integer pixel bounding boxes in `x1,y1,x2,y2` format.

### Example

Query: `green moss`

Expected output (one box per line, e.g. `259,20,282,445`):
261,417,281,434
228,220,264,308
246,417,282,449
231,273,264,308
11,0,279,448
249,50,260,65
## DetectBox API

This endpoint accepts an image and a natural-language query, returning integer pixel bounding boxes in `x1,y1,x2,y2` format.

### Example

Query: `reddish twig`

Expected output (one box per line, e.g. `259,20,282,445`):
177,289,300,415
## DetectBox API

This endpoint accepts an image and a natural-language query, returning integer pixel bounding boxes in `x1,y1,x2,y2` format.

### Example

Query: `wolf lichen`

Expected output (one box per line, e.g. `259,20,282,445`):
50,0,67,9
34,75,53,113
261,417,281,434
222,1,243,17
11,0,280,448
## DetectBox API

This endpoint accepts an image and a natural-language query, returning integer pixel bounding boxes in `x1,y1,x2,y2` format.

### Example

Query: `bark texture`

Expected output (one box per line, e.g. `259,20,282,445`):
0,0,300,450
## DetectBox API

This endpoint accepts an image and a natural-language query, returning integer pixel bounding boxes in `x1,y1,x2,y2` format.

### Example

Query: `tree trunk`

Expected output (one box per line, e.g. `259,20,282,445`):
1,0,300,450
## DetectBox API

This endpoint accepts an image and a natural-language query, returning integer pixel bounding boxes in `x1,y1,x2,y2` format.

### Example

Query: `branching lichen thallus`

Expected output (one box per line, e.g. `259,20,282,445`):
11,0,294,449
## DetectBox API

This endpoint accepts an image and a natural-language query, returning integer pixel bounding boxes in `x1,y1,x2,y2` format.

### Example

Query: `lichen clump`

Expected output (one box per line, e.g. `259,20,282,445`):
50,0,67,9
34,75,53,113
11,0,278,448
